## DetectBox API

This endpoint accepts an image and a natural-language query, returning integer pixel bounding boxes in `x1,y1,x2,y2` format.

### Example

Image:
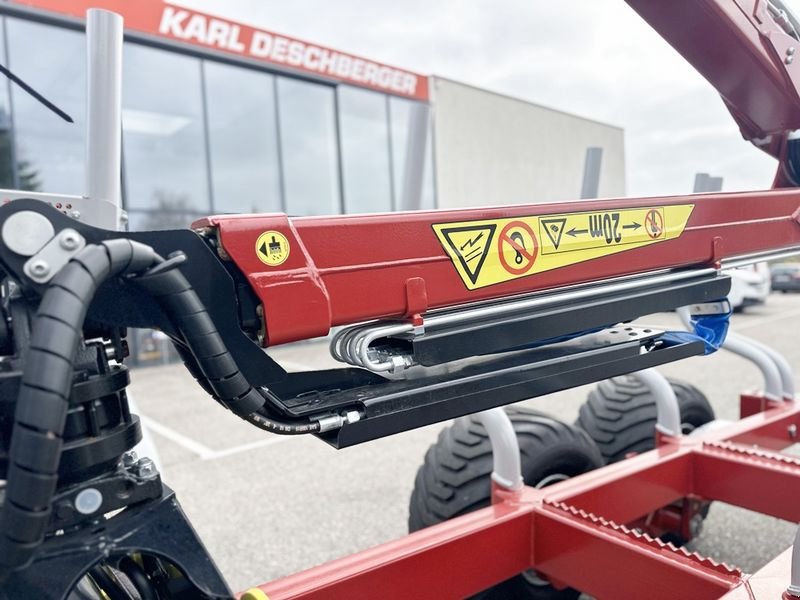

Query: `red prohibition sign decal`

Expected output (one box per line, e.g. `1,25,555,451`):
498,221,538,275
645,209,665,239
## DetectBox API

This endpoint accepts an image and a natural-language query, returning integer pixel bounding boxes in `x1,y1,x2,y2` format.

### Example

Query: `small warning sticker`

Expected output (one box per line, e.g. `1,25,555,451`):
645,208,664,239
433,204,694,290
438,224,496,285
256,230,290,266
540,217,567,250
498,221,538,275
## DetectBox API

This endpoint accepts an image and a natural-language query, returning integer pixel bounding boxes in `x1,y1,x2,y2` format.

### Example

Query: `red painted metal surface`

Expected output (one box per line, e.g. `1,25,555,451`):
196,190,800,345
245,401,800,600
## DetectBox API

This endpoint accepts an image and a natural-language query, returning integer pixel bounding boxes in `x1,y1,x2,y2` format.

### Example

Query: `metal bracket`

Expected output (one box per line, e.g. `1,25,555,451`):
23,228,86,284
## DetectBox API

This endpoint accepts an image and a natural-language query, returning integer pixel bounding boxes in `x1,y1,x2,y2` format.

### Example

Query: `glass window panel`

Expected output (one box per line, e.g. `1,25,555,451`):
276,77,340,216
126,209,207,233
0,20,14,188
122,44,208,229
389,97,436,211
7,18,85,194
338,85,392,214
204,62,282,214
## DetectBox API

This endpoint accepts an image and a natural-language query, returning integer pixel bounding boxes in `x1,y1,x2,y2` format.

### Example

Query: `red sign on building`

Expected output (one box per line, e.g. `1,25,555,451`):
11,0,430,101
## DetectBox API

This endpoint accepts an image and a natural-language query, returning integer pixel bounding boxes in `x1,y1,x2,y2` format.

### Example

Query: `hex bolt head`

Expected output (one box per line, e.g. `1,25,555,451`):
137,457,158,480
69,210,81,220
121,450,138,467
30,260,50,277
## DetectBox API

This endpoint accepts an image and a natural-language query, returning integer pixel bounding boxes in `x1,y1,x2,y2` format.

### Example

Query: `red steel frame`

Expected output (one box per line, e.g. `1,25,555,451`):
245,397,800,600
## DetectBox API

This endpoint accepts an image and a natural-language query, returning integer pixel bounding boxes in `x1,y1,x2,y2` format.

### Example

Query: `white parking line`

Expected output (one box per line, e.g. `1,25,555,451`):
140,415,296,461
207,436,295,459
140,416,217,460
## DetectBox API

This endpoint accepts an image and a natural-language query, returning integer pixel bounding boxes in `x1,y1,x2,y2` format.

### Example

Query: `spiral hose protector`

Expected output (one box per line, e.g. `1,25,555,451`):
0,239,157,578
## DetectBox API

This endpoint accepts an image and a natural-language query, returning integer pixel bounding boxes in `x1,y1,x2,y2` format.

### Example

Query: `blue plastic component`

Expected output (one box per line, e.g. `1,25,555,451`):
663,301,732,355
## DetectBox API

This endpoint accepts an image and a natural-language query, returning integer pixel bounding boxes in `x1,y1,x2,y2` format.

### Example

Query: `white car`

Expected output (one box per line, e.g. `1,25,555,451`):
725,262,771,311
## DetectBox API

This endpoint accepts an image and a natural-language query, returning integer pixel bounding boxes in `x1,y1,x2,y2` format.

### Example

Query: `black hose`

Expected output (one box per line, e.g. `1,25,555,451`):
133,254,265,418
118,557,158,600
246,409,321,435
133,254,321,434
0,238,323,580
0,239,158,579
88,565,131,600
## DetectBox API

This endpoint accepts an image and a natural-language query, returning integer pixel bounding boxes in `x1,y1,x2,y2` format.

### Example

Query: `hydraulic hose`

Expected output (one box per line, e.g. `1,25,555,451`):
0,239,158,579
132,254,322,435
0,237,322,580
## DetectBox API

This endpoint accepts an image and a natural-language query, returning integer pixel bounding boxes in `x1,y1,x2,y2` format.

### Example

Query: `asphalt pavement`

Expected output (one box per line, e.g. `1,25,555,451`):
128,292,800,594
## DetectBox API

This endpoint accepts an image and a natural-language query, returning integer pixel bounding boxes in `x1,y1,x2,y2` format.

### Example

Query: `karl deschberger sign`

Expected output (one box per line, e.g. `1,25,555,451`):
12,0,430,101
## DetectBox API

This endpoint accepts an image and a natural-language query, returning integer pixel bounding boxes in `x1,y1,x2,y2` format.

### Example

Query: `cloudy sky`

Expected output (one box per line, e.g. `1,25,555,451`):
178,0,795,197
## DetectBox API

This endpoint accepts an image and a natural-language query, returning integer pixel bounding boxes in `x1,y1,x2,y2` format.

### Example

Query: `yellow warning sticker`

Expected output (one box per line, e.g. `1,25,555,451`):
255,230,290,266
433,204,694,290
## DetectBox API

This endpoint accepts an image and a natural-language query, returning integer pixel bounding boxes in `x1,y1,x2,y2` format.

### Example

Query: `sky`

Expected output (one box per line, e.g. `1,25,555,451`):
176,0,797,198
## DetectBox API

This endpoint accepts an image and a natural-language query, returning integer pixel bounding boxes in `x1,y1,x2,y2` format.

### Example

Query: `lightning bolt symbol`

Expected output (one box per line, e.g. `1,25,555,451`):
459,232,484,252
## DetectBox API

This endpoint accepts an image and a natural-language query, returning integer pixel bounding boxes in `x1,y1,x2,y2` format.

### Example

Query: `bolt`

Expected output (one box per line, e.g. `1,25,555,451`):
69,210,81,220
788,55,795,65
121,450,138,467
60,231,80,250
789,47,797,56
119,211,129,225
136,457,158,480
30,260,50,277
789,424,798,440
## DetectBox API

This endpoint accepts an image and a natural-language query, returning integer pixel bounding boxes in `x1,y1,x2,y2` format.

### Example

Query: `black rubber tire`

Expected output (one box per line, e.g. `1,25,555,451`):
575,375,714,465
409,407,603,600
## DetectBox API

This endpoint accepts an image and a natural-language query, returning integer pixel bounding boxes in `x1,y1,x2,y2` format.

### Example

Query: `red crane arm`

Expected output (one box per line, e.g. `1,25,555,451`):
196,190,800,346
626,0,800,161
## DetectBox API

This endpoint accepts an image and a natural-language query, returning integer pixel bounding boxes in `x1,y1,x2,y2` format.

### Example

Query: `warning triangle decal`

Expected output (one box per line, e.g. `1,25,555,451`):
541,218,567,250
440,225,496,285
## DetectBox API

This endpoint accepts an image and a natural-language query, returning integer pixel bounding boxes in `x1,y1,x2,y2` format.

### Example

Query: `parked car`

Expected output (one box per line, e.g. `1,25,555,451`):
725,262,771,311
771,262,800,293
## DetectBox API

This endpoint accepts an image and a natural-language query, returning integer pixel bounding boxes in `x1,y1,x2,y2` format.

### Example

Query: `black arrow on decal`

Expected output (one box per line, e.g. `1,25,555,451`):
623,222,642,231
567,227,588,237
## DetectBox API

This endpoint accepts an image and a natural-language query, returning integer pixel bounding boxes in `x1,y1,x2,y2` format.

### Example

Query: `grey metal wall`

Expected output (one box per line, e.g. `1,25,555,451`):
431,77,626,209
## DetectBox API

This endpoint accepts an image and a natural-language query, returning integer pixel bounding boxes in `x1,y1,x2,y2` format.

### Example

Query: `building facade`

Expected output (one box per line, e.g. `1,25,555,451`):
0,0,623,234
432,78,625,208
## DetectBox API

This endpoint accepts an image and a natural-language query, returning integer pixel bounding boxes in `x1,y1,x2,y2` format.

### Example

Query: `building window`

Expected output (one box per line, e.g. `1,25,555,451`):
6,18,86,195
337,85,392,214
389,97,436,210
0,19,14,188
276,76,341,216
204,62,282,214
122,44,209,231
